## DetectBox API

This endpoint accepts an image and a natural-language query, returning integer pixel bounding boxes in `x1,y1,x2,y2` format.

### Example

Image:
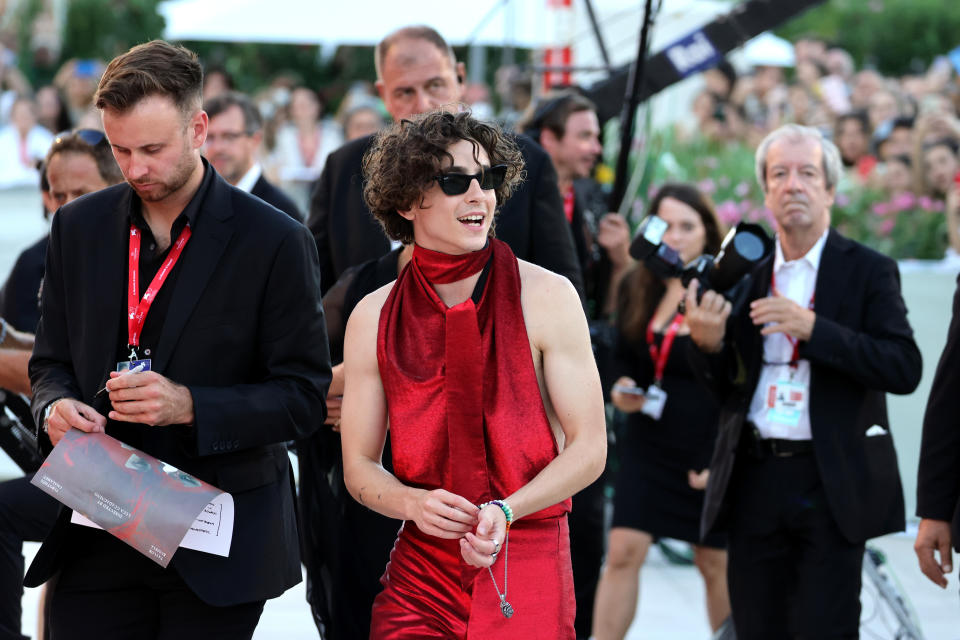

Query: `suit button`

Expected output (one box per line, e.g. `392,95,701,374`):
232,440,239,449
212,442,220,452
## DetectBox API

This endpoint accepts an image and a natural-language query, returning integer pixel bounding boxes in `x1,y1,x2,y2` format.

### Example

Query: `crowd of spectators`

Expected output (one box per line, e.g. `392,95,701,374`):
1,45,534,208
686,36,960,255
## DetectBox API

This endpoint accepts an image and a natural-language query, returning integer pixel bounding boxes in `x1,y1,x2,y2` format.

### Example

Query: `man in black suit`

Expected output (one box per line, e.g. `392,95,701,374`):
915,274,960,590
307,25,582,297
27,40,330,638
204,91,303,221
685,124,922,638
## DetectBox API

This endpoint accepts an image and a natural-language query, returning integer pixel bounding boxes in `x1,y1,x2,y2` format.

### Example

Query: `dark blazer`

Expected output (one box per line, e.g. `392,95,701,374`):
307,133,585,297
251,173,303,222
692,229,922,544
26,171,331,606
0,234,47,332
917,273,960,551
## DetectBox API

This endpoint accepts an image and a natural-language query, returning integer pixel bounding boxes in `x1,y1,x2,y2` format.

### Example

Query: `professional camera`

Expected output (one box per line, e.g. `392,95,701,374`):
629,215,773,308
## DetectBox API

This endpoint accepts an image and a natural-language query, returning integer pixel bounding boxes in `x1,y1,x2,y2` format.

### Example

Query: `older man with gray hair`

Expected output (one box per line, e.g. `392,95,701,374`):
685,124,922,638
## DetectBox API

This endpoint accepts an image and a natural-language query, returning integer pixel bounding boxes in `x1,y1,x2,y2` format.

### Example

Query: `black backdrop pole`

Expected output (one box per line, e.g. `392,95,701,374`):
609,0,655,212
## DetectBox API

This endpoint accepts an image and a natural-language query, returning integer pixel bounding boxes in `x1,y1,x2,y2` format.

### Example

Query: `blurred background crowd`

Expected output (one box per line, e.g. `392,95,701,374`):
1,0,959,261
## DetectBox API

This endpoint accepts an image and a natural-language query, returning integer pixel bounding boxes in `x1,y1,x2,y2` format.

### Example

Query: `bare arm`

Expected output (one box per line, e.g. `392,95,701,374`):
0,318,34,351
500,268,607,521
340,290,479,537
0,349,32,396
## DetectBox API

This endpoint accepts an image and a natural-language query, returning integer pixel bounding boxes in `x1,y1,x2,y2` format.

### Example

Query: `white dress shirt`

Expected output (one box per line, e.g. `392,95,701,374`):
747,230,828,440
235,163,262,194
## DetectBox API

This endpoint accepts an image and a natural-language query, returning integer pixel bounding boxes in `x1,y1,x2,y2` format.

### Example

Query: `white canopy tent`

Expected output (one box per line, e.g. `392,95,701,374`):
157,0,795,130
158,0,552,48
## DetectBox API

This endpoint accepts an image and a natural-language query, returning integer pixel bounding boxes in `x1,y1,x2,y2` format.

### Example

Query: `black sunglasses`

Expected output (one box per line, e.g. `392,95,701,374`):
433,164,507,196
54,128,108,148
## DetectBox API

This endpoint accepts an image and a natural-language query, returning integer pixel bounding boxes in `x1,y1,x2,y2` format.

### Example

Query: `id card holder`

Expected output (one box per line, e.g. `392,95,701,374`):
640,385,667,421
765,379,807,427
117,359,152,372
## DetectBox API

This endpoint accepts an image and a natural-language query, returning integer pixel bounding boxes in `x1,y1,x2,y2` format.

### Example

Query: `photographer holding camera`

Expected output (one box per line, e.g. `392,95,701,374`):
592,184,731,640
685,124,922,639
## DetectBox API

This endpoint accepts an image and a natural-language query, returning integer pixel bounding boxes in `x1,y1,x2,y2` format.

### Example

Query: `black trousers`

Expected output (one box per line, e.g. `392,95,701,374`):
48,527,264,640
727,453,864,640
569,473,606,639
0,474,61,640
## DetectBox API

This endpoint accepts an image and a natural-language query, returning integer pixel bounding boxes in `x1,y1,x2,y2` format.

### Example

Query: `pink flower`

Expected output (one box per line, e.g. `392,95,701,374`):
872,202,891,216
918,196,937,211
697,178,717,195
892,192,916,211
716,200,741,225
835,193,850,208
734,181,750,197
878,218,895,236
718,176,731,188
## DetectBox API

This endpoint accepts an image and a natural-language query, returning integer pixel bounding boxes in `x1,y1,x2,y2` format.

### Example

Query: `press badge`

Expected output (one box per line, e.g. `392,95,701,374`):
765,379,807,427
117,358,152,372
640,385,667,421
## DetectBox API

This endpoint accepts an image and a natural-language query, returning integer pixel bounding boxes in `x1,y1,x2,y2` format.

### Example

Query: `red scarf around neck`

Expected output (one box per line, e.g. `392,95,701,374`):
377,239,569,516
411,242,491,284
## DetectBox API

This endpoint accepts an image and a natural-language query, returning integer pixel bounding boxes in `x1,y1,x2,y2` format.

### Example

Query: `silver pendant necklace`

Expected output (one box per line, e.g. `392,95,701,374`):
486,531,513,618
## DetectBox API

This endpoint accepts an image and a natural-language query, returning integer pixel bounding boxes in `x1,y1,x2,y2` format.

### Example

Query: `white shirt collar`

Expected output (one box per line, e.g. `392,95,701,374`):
235,163,262,193
774,228,829,273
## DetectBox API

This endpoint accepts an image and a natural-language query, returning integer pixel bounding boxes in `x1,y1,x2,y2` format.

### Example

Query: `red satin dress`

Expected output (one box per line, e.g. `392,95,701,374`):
369,239,574,639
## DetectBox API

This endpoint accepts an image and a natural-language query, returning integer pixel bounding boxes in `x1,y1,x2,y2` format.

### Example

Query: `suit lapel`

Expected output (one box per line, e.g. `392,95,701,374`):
811,229,851,322
153,176,235,373
744,254,774,383
89,190,132,396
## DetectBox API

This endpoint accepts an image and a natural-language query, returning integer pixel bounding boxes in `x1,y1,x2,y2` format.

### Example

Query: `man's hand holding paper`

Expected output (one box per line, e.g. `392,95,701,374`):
45,398,106,446
106,370,195,426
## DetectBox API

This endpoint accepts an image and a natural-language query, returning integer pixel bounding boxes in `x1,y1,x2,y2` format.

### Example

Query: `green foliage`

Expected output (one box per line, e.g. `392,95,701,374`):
60,0,165,63
778,0,960,76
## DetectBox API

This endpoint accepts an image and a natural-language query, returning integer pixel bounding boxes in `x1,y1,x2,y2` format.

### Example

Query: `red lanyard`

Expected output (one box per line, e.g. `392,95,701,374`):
127,224,192,348
562,185,575,224
646,313,684,384
770,268,814,367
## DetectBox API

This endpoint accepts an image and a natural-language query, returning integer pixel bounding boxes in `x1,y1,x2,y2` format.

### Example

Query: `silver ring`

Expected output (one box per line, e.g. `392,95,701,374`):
490,551,498,558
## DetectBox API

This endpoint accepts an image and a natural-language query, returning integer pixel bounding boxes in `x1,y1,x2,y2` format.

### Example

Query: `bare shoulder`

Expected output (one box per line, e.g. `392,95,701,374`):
517,260,586,343
344,280,396,343
518,259,582,315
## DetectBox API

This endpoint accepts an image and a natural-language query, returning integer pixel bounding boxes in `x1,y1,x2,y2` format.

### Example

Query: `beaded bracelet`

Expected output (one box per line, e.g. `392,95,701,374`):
480,499,513,528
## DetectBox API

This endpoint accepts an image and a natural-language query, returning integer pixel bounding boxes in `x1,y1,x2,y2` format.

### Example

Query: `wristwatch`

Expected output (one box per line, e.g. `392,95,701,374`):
42,399,64,434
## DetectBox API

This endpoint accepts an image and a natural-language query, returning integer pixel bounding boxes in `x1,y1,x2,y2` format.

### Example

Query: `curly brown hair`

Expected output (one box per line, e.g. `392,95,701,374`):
362,109,525,244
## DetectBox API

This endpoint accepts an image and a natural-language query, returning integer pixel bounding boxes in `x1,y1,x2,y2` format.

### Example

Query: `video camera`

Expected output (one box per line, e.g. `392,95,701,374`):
629,215,773,308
